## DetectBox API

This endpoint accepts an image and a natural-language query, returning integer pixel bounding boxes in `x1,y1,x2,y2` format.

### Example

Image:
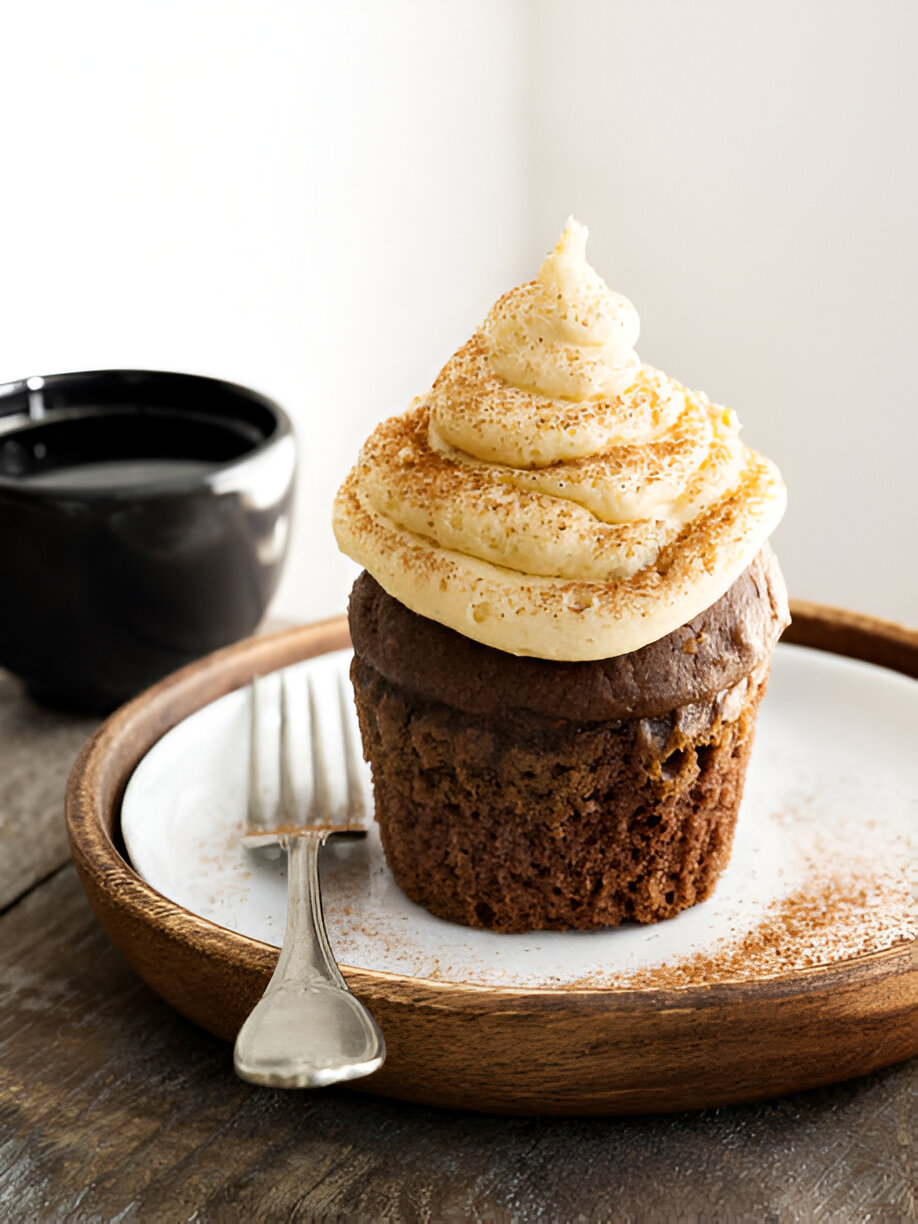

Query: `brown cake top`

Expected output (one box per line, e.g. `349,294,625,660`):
348,544,789,722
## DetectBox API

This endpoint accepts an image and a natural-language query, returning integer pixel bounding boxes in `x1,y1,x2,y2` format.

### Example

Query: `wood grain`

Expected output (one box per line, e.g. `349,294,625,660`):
0,669,98,909
0,867,914,1222
783,600,918,678
65,607,918,1116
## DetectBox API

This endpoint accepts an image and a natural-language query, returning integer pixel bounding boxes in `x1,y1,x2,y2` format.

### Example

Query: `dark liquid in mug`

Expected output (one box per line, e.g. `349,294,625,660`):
0,406,263,491
21,458,216,490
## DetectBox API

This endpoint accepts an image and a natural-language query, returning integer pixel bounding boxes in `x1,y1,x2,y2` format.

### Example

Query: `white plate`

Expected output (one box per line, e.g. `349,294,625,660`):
122,644,915,991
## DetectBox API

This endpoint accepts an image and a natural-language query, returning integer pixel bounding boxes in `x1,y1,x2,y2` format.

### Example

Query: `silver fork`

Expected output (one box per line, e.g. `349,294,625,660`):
233,671,386,1088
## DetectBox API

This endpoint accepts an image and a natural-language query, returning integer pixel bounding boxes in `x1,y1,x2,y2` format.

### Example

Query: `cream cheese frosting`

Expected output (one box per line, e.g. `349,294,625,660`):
334,219,786,660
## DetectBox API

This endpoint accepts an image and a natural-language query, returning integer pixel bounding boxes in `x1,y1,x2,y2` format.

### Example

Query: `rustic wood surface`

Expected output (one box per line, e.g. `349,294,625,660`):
0,670,98,908
1,865,915,1222
2,603,916,1220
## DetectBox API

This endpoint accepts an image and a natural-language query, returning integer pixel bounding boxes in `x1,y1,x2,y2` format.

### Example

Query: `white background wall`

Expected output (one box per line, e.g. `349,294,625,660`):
528,0,918,625
1,0,914,626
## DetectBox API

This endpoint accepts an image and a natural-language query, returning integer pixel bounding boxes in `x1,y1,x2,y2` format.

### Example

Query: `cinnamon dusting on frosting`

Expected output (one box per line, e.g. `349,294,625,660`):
334,219,786,660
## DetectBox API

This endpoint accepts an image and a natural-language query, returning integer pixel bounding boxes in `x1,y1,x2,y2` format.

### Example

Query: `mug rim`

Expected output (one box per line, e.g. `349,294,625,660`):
0,368,295,499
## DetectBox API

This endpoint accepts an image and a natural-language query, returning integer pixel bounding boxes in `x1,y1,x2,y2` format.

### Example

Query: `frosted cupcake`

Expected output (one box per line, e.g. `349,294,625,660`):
334,220,788,932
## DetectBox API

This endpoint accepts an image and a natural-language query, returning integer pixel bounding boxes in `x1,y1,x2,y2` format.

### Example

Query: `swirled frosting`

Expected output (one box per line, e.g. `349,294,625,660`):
334,220,786,660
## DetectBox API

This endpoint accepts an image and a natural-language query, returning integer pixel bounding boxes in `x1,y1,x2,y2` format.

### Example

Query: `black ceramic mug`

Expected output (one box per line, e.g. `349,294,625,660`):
0,369,296,711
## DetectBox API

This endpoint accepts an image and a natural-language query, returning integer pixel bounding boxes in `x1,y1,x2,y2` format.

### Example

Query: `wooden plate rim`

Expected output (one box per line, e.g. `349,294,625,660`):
65,601,917,1016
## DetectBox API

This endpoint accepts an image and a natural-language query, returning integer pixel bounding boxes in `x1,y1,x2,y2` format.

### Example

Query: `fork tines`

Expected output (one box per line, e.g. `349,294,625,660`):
244,669,366,847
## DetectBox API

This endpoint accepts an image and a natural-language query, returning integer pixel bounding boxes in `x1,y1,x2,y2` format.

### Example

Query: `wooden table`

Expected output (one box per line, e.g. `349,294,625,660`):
0,666,914,1222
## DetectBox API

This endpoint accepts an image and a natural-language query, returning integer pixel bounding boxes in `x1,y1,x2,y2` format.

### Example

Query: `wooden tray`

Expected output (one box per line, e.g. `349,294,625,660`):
66,604,917,1115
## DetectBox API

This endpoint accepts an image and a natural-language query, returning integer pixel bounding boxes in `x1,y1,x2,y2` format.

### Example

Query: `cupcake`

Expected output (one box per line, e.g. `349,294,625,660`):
333,220,788,933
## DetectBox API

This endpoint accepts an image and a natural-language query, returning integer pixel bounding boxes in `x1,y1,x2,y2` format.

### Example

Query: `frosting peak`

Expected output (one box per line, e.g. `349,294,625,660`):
333,220,786,661
484,218,640,402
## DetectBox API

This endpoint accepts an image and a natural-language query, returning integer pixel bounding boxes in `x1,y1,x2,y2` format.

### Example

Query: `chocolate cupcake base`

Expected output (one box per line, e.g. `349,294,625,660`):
352,655,769,932
347,550,788,933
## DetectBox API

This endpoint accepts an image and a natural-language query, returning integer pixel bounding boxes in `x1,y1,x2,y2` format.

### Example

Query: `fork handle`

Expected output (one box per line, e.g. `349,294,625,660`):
233,831,386,1088
275,831,346,988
